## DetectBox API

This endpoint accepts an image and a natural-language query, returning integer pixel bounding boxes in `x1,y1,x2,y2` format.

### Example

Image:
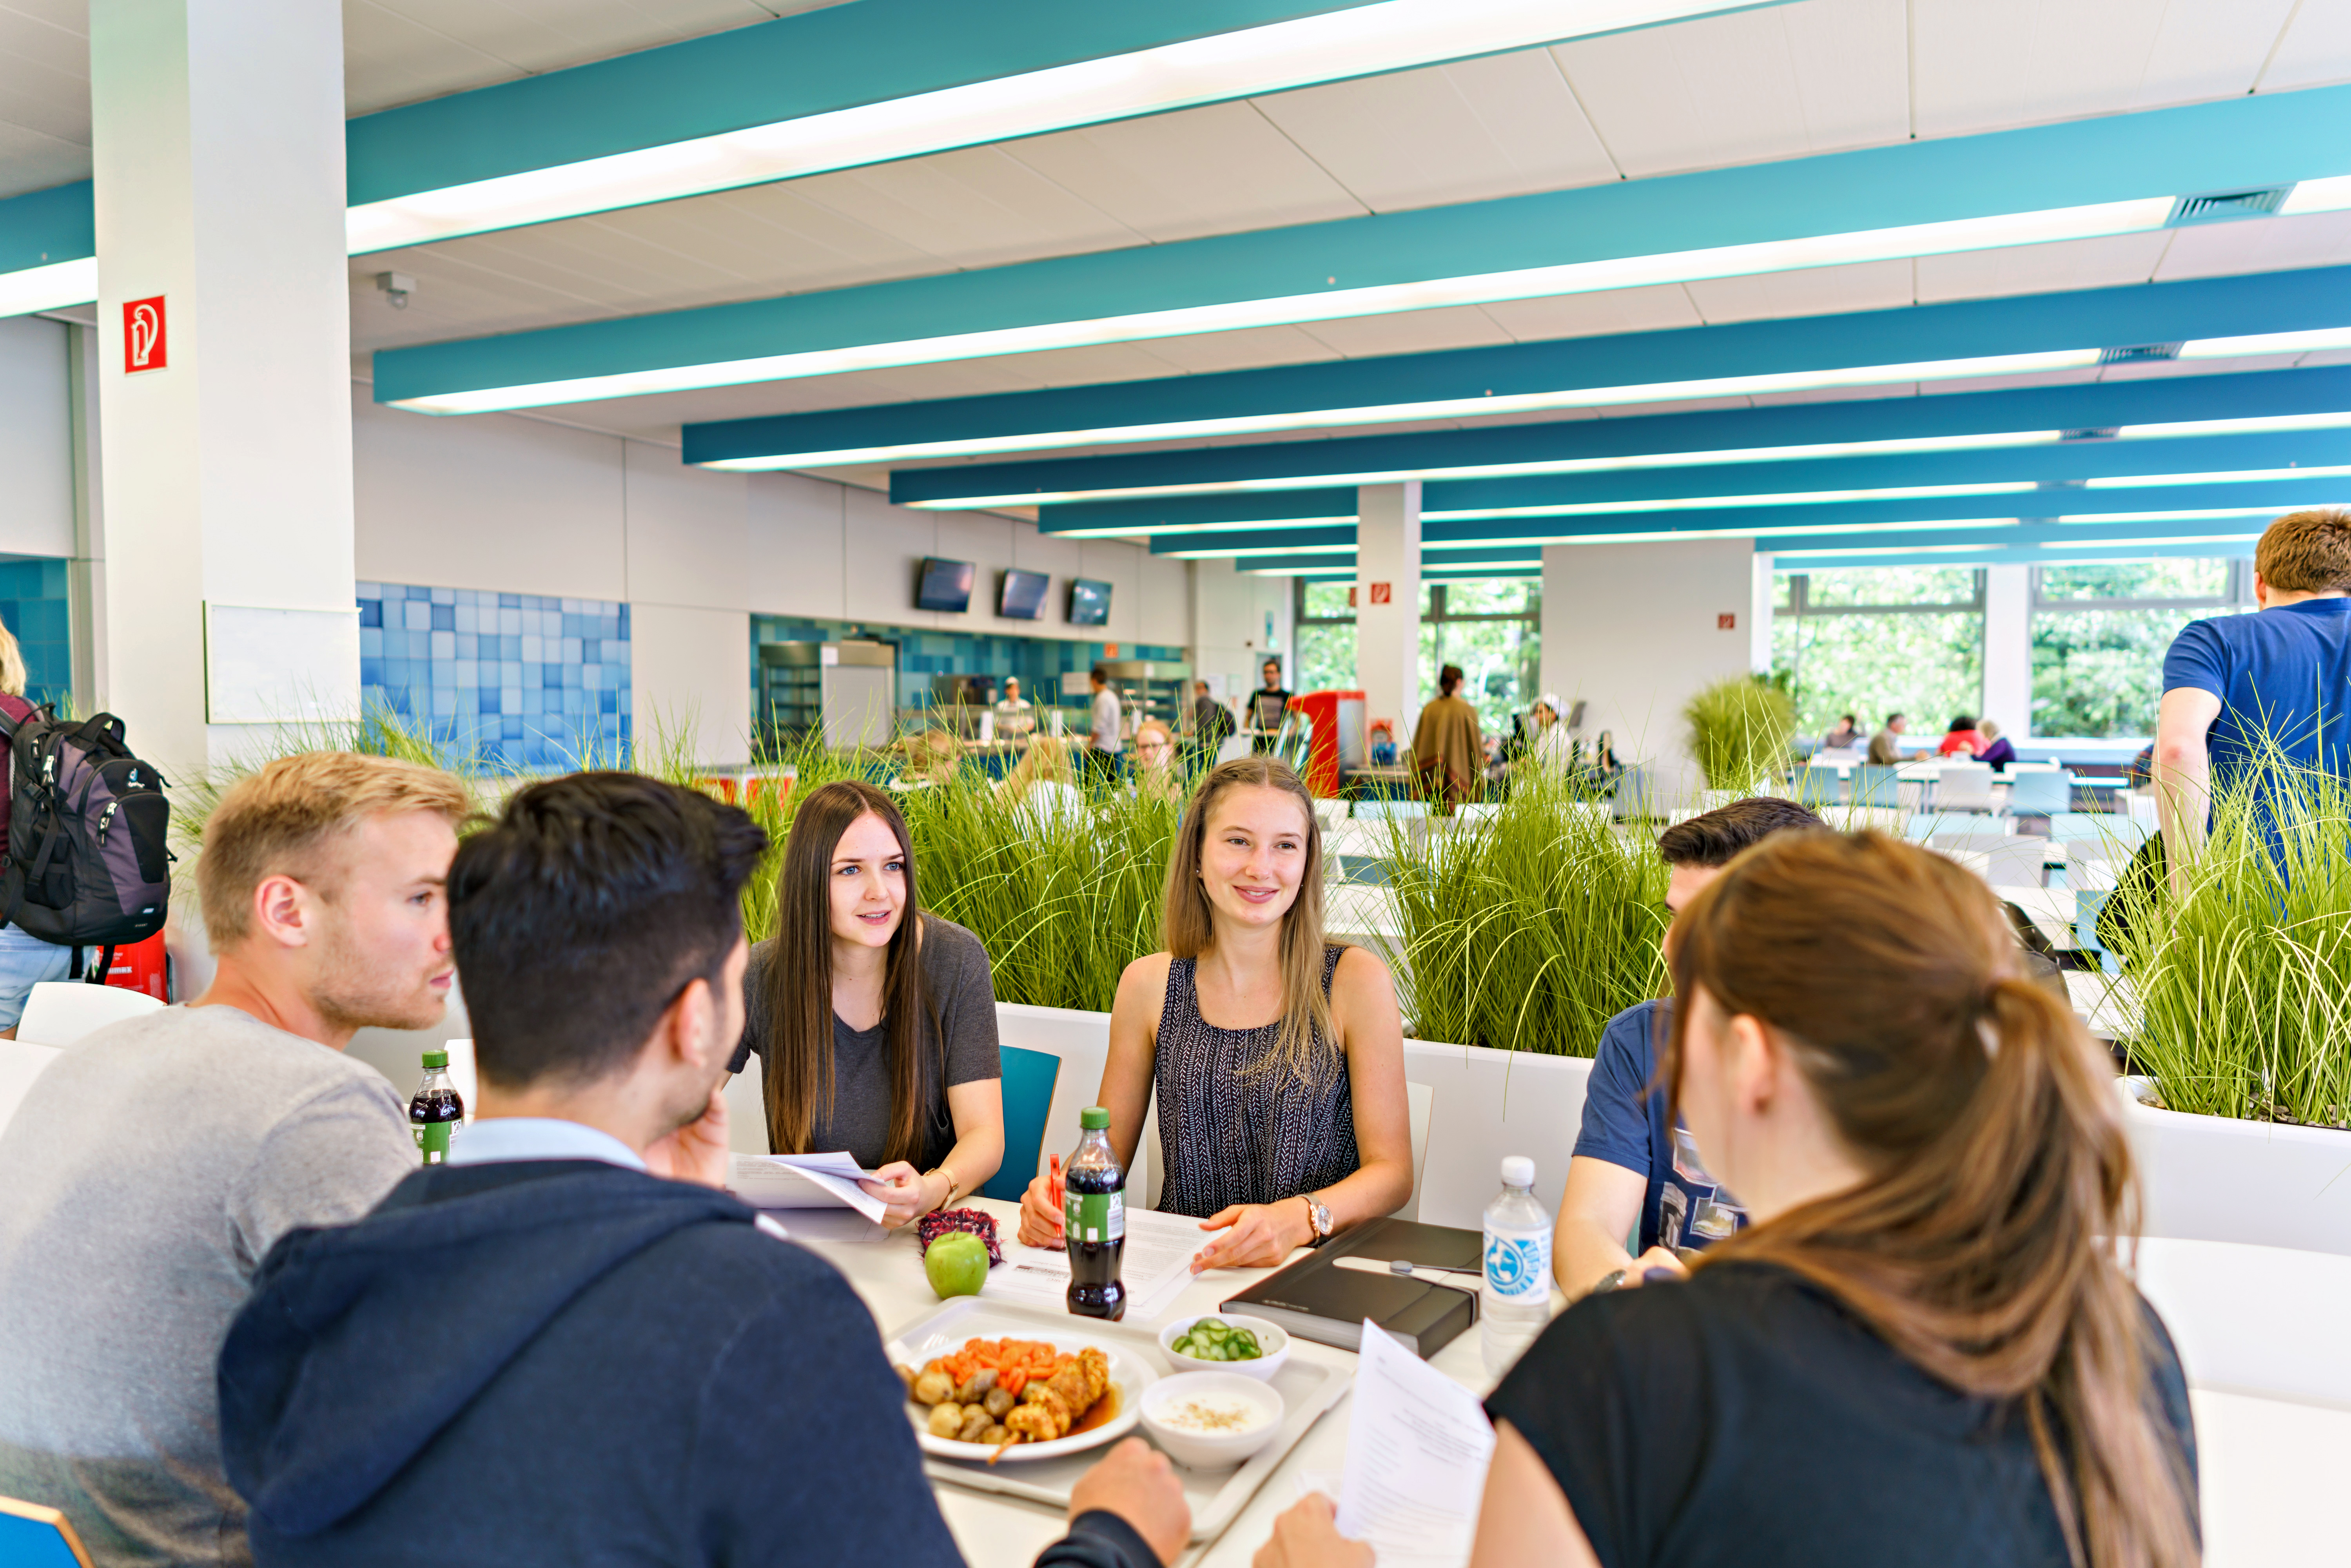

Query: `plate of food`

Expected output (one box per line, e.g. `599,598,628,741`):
893,1332,1150,1464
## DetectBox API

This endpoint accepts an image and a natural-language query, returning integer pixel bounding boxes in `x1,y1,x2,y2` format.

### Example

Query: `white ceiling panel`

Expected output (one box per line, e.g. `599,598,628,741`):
1000,101,1366,243
0,10,86,146
1250,49,1614,212
1297,305,1517,358
2156,209,2351,279
0,114,83,198
1682,259,1914,324
1118,324,1337,375
1913,230,2173,303
1555,0,1908,179
2260,0,2351,91
775,146,1141,272
1478,283,1705,341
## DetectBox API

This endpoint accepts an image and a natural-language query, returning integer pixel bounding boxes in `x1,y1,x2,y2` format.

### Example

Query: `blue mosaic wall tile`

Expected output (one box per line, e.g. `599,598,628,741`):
750,614,1184,727
360,581,629,772
0,558,72,710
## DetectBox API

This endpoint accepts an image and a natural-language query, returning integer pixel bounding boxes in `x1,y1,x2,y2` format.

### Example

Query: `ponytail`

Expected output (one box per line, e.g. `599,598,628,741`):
1667,832,2198,1568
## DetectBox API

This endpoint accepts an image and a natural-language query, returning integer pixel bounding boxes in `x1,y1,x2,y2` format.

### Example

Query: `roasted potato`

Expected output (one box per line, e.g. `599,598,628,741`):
957,1406,993,1443
912,1369,954,1406
981,1424,1009,1447
926,1402,965,1438
953,1368,997,1404
982,1385,1015,1418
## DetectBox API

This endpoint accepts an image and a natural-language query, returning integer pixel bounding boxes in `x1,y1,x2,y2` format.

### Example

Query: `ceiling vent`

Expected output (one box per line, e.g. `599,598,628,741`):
2099,343,2182,364
2061,427,2120,442
2036,478,2088,489
2166,187,2292,227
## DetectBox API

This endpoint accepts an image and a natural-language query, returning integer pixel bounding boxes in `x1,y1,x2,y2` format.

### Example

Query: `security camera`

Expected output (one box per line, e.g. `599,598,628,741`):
375,272,415,310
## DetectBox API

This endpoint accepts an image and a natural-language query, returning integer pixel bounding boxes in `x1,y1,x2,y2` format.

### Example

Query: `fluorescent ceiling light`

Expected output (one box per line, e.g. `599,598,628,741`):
1253,564,1357,576
906,431,2064,509
2036,535,2260,549
0,257,97,318
1052,515,1353,540
1166,540,1356,558
1476,518,2023,546
2055,508,2281,525
1774,543,1990,557
2084,464,2351,488
699,348,2104,469
2280,175,2351,216
347,0,1756,255
2117,411,2351,441
2179,327,2351,360
1424,481,2039,522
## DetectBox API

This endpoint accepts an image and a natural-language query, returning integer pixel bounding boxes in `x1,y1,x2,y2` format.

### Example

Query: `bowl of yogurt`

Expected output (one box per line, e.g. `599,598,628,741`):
1137,1371,1286,1469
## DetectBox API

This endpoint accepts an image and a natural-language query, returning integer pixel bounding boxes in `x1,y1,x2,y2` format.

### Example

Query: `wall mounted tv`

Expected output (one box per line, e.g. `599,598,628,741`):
1067,578,1113,626
915,557,975,613
999,568,1050,620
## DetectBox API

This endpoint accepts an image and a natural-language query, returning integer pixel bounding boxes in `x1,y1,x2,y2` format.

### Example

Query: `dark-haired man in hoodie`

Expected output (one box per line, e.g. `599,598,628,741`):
216,772,1186,1568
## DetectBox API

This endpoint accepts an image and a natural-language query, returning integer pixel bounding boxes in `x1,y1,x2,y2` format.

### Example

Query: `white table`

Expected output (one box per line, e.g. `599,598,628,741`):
794,1200,2351,1567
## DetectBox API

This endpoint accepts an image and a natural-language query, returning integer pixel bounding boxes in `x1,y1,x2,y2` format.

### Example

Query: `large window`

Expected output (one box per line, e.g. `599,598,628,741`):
2030,560,2250,738
1292,578,1541,732
1771,567,1985,739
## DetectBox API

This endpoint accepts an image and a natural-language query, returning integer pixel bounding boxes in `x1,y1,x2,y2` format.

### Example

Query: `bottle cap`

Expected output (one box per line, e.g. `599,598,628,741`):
1080,1106,1111,1130
423,1050,449,1069
1500,1155,1534,1187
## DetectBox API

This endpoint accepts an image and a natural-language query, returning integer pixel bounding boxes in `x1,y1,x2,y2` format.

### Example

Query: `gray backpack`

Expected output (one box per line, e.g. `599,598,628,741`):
0,706,171,979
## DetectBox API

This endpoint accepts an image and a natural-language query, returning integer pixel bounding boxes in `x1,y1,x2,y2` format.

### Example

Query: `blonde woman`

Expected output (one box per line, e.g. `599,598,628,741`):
891,727,960,789
997,734,1084,830
0,617,67,1035
1018,757,1412,1270
1131,718,1182,802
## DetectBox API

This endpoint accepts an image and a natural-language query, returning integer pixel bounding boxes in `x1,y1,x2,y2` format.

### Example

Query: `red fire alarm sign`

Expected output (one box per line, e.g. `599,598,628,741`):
1369,582,1393,604
1718,613,1737,630
124,296,167,373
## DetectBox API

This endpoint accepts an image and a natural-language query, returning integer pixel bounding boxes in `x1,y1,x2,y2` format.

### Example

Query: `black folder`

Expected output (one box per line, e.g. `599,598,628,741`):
1219,1216,1482,1359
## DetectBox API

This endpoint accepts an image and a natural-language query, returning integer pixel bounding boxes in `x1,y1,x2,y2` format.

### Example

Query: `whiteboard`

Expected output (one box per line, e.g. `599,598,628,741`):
203,603,361,725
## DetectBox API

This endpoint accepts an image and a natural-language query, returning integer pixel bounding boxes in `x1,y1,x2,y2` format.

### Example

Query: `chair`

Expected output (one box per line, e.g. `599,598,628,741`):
1932,834,2045,888
0,1497,94,1568
980,1045,1060,1202
15,981,163,1048
2075,890,2119,975
1932,763,1995,814
0,1039,62,1138
2004,769,2073,817
723,1048,771,1155
1796,762,1844,806
1853,765,1901,808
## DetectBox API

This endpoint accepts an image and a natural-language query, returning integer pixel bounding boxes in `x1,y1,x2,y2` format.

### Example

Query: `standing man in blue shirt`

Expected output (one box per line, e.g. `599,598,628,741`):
1550,796,1827,1299
2156,509,2351,889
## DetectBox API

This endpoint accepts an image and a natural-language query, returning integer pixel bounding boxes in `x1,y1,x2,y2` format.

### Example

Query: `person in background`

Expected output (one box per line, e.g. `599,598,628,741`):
1132,718,1183,803
1937,714,1987,758
1976,718,2017,770
733,779,1002,1225
1191,678,1235,763
1413,663,1484,812
1249,658,1292,752
1260,832,2197,1568
0,753,468,1568
1552,796,1825,1299
0,616,67,1034
1519,692,1576,778
891,727,961,789
1818,713,1861,752
1867,711,1907,765
1087,665,1125,787
1367,720,1398,767
992,675,1036,740
2157,507,2351,890
1018,758,1412,1270
218,772,1186,1568
1000,735,1085,831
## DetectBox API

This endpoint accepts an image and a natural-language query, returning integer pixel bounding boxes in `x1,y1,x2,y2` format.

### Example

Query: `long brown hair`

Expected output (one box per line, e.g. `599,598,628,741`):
763,780,942,1164
1664,831,2197,1568
1163,757,1335,1083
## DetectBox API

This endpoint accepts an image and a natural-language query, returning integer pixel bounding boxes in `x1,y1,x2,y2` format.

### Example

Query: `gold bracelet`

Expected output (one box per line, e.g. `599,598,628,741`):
928,1164,962,1210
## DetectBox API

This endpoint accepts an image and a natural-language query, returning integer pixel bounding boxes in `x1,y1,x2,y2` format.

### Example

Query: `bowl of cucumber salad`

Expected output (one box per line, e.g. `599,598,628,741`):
1158,1314,1289,1382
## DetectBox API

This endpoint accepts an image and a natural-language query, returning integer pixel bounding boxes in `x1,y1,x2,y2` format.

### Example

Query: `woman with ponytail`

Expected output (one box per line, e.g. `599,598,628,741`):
1255,830,2198,1568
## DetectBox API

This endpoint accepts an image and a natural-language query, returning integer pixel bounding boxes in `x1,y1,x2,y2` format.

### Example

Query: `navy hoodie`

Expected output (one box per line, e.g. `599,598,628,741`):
218,1160,1157,1568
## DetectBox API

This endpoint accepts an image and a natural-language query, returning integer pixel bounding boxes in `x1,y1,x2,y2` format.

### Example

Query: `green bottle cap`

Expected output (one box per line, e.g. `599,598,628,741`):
1080,1106,1110,1130
423,1050,449,1069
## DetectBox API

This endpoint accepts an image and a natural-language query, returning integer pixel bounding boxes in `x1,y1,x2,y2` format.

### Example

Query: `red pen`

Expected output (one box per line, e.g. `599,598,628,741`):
1048,1154,1065,1224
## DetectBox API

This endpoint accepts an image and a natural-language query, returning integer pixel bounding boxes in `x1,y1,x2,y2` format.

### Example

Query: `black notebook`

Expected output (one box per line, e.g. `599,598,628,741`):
1219,1217,1482,1359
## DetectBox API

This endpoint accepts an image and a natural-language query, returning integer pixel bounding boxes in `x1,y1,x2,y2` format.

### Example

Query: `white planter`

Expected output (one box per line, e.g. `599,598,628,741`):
2124,1095,2351,1258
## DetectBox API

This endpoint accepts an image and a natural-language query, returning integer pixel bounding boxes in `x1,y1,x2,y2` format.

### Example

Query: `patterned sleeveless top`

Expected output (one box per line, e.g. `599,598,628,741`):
1154,944,1360,1219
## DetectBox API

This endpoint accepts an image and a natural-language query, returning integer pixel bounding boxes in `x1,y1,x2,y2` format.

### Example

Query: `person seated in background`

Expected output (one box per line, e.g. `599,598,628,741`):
1019,758,1412,1269
892,726,961,789
1552,796,1824,1299
999,734,1085,829
733,779,1002,1225
1818,713,1861,752
1867,712,1907,765
1413,663,1484,813
1368,720,1398,767
1132,718,1183,802
1190,679,1234,762
993,674,1036,740
1261,831,2198,1568
1937,714,1987,757
1976,718,2017,770
0,753,468,1568
1518,693,1575,779
217,772,1186,1568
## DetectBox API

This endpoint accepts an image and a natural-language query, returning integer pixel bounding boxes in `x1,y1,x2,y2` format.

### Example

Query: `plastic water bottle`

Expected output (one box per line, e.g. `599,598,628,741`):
1481,1155,1552,1377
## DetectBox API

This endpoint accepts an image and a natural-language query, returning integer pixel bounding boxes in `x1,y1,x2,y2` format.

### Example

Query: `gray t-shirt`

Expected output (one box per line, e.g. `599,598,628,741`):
1092,687,1122,753
728,915,1001,1169
0,1005,417,1568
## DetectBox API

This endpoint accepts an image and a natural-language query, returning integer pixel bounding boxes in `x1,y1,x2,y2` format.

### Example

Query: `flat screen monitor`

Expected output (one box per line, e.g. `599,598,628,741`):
999,568,1050,620
1067,577,1112,626
915,557,975,613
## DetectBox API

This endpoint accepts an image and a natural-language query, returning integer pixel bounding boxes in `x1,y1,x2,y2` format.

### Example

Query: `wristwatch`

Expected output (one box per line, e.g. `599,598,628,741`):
1301,1193,1335,1245
927,1163,963,1211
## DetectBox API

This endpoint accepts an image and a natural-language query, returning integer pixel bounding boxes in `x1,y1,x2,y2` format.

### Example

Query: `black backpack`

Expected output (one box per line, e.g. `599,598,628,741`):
0,707,171,980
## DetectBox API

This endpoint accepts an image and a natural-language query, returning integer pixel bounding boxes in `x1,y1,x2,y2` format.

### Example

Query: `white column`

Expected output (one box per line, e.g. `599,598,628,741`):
1354,482,1420,740
90,0,359,773
1981,563,2031,737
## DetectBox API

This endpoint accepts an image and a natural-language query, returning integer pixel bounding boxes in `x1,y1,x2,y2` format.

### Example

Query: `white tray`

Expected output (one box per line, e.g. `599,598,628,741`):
886,1297,1353,1547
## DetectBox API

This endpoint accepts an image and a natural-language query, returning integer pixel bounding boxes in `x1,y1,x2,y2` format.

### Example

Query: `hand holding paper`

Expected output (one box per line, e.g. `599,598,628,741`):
1333,1320,1497,1568
724,1152,890,1223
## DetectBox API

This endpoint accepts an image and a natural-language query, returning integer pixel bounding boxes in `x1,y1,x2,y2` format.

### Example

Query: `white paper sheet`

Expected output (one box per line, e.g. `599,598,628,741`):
983,1205,1205,1321
724,1152,890,1222
1335,1321,1496,1568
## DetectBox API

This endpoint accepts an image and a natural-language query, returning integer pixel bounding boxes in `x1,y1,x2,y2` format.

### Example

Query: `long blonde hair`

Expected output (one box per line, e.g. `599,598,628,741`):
1666,832,2197,1568
1001,735,1076,799
0,615,27,698
1163,757,1336,1083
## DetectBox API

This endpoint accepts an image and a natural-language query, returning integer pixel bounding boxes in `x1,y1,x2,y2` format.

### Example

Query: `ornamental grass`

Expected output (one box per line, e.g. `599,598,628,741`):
1682,674,1796,793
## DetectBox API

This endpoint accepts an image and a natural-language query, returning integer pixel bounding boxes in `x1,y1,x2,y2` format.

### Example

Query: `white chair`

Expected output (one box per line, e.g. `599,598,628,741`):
1405,1040,1592,1229
724,1048,771,1155
0,1038,62,1137
1933,763,1995,813
2131,1238,2351,1408
15,981,165,1048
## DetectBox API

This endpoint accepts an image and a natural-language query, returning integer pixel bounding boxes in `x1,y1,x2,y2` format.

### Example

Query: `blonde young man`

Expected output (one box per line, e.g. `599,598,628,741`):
0,753,470,1568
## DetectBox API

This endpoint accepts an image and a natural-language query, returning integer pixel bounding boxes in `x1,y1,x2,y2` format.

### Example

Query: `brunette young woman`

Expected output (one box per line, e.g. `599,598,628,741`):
1257,830,2198,1568
1018,758,1413,1271
729,779,1004,1227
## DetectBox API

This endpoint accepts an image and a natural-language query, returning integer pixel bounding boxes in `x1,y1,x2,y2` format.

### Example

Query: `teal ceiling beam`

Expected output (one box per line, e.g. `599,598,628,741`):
684,266,2351,469
0,181,93,276
377,83,2351,414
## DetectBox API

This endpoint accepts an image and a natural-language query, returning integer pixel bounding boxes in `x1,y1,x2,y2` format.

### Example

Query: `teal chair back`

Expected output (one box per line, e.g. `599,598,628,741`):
981,1044,1061,1202
1854,765,1900,808
2075,890,2121,977
2007,770,2072,816
1797,765,1843,806
0,1499,94,1568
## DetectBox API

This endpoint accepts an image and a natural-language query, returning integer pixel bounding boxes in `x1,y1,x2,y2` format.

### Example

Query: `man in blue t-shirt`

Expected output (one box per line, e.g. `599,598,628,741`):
2157,509,2351,886
1551,796,1827,1299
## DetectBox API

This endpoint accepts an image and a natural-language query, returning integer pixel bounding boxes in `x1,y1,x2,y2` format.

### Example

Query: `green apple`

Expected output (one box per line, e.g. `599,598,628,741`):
925,1231,990,1299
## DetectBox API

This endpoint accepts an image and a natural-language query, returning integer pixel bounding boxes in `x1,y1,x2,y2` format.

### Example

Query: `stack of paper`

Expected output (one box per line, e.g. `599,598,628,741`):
725,1152,888,1222
1336,1321,1497,1568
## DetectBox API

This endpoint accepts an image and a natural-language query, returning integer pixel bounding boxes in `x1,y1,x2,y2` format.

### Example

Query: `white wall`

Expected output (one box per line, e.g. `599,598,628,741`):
1189,557,1294,691
1982,563,2031,738
0,315,78,560
1540,538,1767,766
351,390,1187,764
